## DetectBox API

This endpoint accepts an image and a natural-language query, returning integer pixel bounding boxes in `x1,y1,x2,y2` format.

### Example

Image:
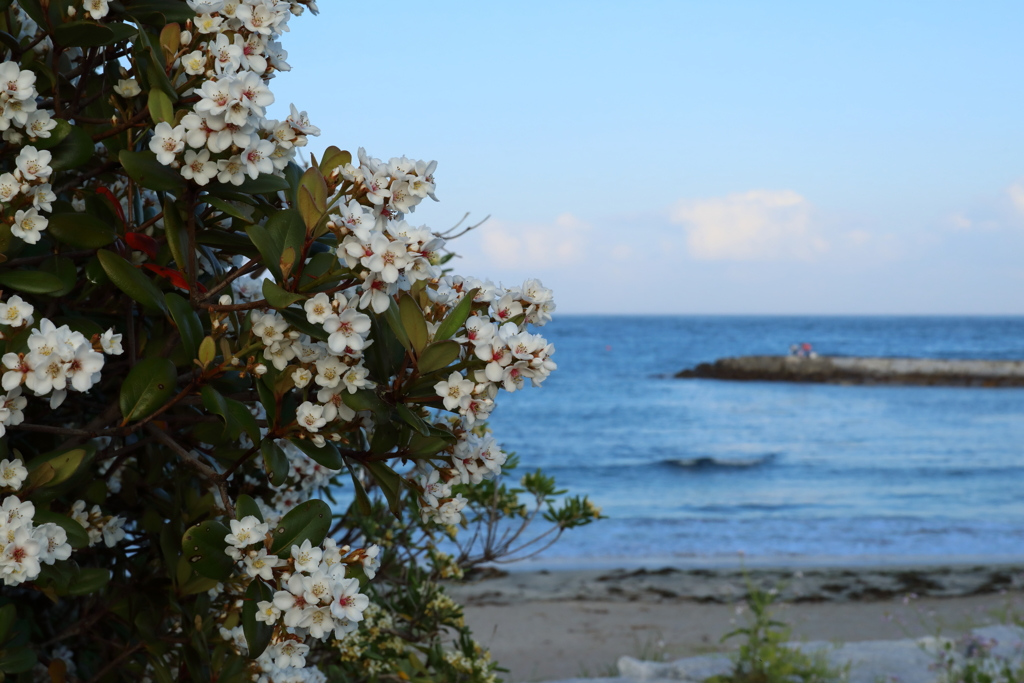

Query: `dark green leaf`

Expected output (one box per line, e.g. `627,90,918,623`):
225,397,260,445
396,404,431,436
122,0,196,23
165,292,202,362
245,223,281,281
279,308,328,342
200,385,234,438
348,465,371,516
53,21,133,48
289,438,343,470
31,118,71,150
46,212,116,248
119,150,185,194
119,357,177,422
262,279,304,309
434,287,480,342
0,604,14,643
242,578,274,659
383,297,411,351
48,125,94,173
148,88,174,124
233,174,290,195
341,389,390,418
0,646,35,673
407,433,452,458
268,500,331,557
417,340,461,375
236,494,263,522
260,440,288,487
365,461,403,515
67,567,111,596
0,270,63,294
38,256,76,297
399,294,428,354
181,520,233,581
97,248,169,313
265,208,306,266
203,196,253,223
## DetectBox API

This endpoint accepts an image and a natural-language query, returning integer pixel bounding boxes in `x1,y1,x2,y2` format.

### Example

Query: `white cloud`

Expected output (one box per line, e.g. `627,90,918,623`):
670,189,828,261
479,212,590,268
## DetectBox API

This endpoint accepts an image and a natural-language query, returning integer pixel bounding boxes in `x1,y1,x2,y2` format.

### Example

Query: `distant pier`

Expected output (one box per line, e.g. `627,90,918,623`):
675,355,1024,387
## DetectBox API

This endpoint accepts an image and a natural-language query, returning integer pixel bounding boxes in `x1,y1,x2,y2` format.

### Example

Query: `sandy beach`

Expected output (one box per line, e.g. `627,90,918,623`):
446,562,1024,682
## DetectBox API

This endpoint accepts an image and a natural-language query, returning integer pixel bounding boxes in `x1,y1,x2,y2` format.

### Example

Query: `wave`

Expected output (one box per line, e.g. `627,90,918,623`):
662,453,778,470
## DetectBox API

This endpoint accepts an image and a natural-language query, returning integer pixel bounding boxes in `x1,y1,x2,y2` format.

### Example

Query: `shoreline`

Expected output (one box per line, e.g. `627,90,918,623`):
448,559,1024,607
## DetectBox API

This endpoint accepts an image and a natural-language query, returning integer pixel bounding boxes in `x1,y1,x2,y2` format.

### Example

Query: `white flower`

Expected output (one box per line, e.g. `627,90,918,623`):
0,173,19,202
25,111,57,138
314,355,346,388
66,343,104,392
181,50,207,75
0,387,27,434
323,309,371,354
300,606,335,640
296,401,326,432
329,577,368,622
254,600,280,625
243,549,282,581
271,640,309,669
361,544,380,580
216,155,246,185
15,146,51,180
0,458,27,489
0,62,36,102
11,207,47,244
0,296,33,327
224,515,269,549
0,526,41,585
149,122,185,165
291,367,312,389
193,12,224,34
341,364,371,394
29,183,55,212
232,71,274,117
180,149,218,186
113,79,141,98
100,329,124,355
240,139,275,179
102,515,126,547
291,539,322,573
83,0,109,20
434,371,474,411
287,104,320,136
33,523,71,565
437,493,468,525
251,311,288,345
303,292,332,324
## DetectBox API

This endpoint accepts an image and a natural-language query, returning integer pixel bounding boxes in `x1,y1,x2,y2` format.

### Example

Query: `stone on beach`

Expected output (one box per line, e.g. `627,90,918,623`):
544,625,1024,683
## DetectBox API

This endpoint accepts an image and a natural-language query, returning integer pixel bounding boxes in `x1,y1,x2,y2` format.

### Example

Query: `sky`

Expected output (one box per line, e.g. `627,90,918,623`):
269,1,1024,314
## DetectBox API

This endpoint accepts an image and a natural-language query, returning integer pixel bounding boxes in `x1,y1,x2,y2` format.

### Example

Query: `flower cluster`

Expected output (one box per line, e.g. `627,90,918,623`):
70,500,128,548
142,0,320,187
0,313,122,409
0,496,73,586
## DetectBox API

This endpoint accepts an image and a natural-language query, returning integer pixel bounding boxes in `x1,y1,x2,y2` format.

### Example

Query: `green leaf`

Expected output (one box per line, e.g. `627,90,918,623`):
0,605,14,643
383,298,412,351
198,336,216,368
162,199,189,271
279,308,328,342
39,256,76,297
200,385,233,437
122,0,196,23
203,195,253,223
26,448,86,488
236,494,263,522
434,287,480,342
165,292,202,362
119,150,185,194
242,578,274,659
365,461,403,515
226,397,260,445
268,499,331,557
97,249,169,313
341,389,390,418
417,340,461,375
265,209,306,269
399,294,428,354
233,174,290,195
396,404,431,436
407,433,452,458
348,466,371,516
53,20,134,48
67,567,111,596
31,118,72,150
245,223,282,281
181,520,233,581
148,88,174,124
48,125,94,173
260,440,288,487
319,146,352,177
0,646,36,673
46,212,116,248
120,357,177,422
32,510,91,549
288,438,343,470
261,279,305,309
0,270,64,295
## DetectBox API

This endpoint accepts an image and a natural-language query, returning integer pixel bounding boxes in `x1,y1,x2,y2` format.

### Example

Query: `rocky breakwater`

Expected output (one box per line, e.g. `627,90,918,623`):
675,355,1024,387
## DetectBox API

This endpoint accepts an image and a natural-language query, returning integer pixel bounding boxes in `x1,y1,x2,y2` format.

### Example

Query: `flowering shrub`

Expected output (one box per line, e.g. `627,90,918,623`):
0,1,601,681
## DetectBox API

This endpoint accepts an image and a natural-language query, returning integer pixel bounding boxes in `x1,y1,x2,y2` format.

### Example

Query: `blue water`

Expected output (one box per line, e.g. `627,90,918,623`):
481,316,1024,564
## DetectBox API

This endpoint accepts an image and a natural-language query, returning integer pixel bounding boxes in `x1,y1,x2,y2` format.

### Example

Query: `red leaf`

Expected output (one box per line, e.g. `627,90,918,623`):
96,187,126,227
125,232,159,260
141,264,207,293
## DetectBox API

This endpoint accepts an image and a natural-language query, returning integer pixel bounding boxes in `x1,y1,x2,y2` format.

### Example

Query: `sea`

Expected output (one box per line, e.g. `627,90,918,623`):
470,316,1024,568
